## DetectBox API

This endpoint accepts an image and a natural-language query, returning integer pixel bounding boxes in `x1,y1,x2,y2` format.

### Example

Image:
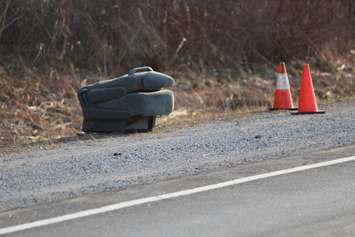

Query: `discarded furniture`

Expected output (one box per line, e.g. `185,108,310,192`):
78,66,174,133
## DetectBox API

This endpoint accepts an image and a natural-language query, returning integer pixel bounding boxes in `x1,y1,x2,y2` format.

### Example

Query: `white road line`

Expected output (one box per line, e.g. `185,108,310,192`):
1,155,355,235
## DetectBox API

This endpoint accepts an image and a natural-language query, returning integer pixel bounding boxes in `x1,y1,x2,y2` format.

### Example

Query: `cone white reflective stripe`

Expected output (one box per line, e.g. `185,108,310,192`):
272,62,295,110
276,73,290,90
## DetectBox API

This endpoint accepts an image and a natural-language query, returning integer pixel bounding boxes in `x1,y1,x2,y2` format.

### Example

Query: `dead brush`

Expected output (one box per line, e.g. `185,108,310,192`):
0,0,354,72
1,0,355,146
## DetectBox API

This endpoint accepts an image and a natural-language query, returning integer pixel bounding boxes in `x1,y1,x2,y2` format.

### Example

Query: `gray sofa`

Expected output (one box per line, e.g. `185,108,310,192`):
78,66,175,133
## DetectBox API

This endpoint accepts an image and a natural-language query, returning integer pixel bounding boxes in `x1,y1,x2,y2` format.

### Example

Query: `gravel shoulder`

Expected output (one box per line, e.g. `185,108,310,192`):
1,101,355,212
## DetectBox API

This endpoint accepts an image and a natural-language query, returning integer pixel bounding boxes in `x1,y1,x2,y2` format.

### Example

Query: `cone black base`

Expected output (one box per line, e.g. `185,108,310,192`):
269,107,298,111
291,110,325,115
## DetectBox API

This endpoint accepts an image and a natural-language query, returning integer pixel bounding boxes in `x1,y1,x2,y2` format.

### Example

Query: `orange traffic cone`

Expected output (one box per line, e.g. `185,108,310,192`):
270,62,296,110
292,64,325,115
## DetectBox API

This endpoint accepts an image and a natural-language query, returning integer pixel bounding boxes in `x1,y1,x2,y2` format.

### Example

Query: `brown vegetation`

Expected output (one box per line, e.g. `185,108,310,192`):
1,0,355,146
0,0,354,72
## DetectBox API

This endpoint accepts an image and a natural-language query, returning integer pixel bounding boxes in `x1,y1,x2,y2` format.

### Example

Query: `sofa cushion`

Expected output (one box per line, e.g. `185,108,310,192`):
98,89,174,116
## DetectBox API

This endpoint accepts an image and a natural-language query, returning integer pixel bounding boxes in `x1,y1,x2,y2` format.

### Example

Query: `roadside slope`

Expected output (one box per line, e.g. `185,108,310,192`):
1,101,355,212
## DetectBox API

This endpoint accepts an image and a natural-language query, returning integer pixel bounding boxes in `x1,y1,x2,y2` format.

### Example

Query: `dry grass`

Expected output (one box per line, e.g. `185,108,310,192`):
0,68,82,145
2,58,355,148
1,1,355,147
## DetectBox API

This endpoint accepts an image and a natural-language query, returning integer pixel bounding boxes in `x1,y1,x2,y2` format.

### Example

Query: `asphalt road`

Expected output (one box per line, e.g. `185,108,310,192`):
1,146,355,237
